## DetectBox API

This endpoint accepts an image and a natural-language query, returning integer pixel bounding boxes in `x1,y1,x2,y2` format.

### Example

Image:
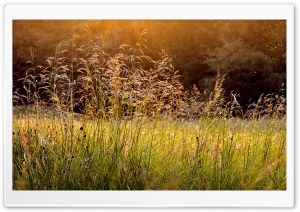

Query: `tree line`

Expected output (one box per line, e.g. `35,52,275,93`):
13,20,286,108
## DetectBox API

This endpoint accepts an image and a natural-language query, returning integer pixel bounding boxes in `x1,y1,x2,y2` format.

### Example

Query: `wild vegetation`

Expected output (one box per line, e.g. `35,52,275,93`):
12,23,286,190
13,20,286,107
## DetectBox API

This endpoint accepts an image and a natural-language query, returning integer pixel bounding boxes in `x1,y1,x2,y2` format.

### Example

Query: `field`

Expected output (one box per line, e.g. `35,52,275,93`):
12,25,286,190
13,106,286,190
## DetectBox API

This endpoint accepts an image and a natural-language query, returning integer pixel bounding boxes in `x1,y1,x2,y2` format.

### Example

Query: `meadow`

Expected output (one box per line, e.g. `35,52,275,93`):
12,28,286,190
13,108,286,190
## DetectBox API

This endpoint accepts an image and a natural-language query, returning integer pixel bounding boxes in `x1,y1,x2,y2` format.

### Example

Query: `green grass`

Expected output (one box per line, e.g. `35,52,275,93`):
12,26,286,190
13,107,286,190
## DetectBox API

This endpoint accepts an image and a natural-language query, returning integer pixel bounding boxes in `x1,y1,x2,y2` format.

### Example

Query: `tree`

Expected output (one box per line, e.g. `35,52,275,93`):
204,40,280,106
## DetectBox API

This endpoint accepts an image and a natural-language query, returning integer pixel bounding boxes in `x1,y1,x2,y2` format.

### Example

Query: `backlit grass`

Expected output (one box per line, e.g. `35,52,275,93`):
12,26,286,190
13,107,286,190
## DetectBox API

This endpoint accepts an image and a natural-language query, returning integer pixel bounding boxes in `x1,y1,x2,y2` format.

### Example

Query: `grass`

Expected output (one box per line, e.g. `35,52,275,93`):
12,26,286,190
13,107,286,190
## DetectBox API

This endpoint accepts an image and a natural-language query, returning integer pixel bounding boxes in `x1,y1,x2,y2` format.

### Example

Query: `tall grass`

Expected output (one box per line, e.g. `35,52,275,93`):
12,111,286,190
12,26,286,190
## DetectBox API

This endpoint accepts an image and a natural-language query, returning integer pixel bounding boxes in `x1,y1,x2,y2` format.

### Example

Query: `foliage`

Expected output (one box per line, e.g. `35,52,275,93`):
204,40,281,106
13,20,286,108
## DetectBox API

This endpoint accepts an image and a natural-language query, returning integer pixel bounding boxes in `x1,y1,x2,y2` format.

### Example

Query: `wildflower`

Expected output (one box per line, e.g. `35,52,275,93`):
12,131,15,135
83,134,86,138
80,126,84,131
